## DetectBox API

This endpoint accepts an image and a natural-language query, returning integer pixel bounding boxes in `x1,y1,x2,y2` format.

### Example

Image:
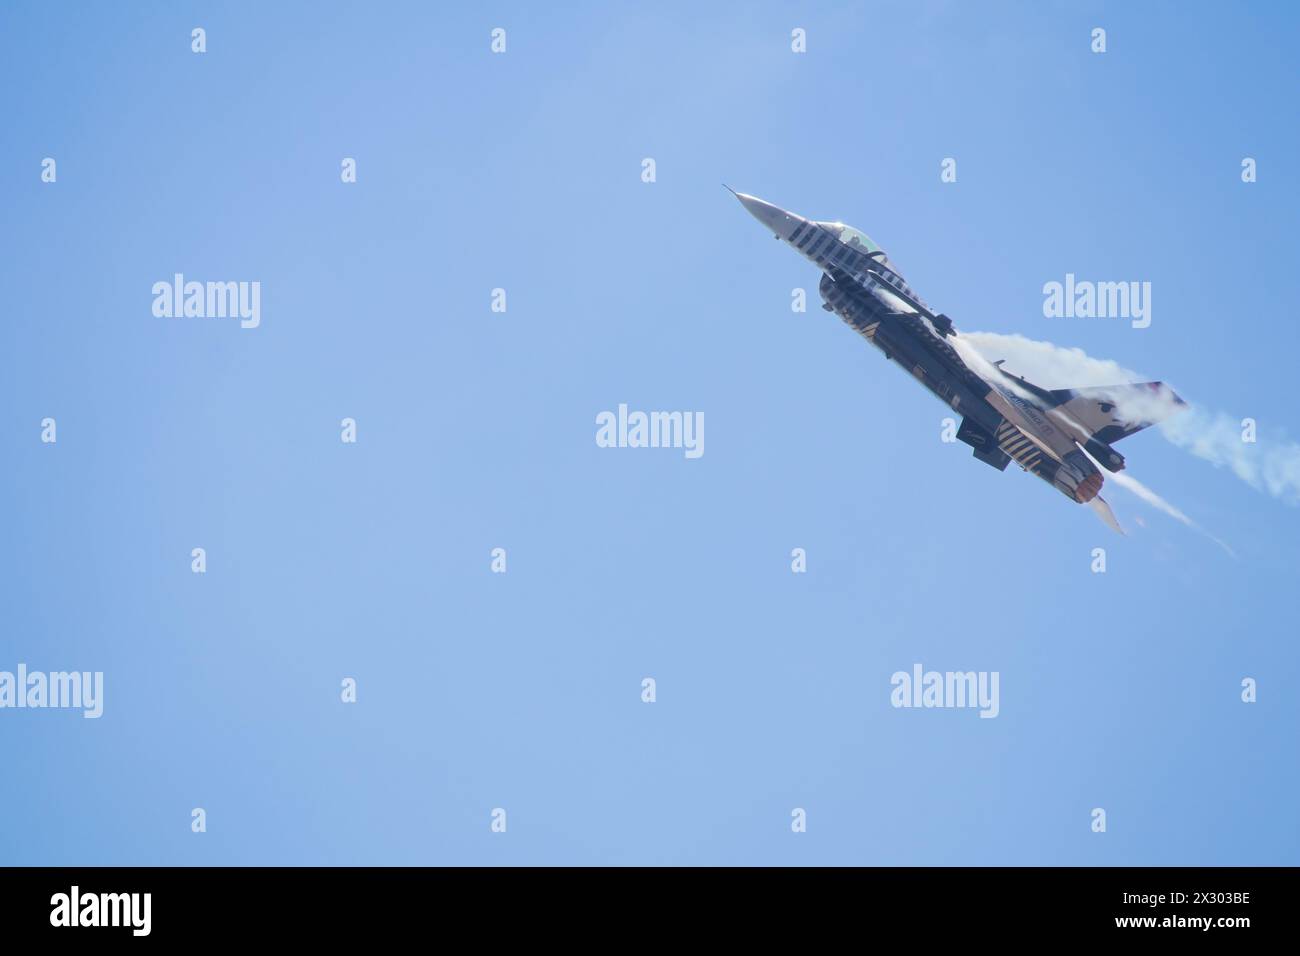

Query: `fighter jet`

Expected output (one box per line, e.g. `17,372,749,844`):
729,189,1185,531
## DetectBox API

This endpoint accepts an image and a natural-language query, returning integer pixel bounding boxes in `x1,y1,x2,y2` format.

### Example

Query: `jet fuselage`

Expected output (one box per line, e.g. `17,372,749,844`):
732,191,1107,505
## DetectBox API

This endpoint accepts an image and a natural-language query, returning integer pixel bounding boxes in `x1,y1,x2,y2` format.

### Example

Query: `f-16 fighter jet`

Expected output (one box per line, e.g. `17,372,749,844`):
730,189,1185,532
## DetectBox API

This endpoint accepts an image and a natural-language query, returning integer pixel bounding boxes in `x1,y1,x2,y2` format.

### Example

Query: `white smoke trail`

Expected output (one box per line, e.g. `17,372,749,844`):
1103,468,1194,524
961,332,1141,387
1104,467,1236,557
946,332,1039,405
1161,408,1300,505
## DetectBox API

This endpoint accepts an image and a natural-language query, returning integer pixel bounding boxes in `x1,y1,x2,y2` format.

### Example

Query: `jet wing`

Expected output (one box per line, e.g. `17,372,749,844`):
1047,383,1186,444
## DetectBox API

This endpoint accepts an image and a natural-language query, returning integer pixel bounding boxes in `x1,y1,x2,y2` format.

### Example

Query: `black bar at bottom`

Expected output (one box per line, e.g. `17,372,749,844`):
0,866,1279,941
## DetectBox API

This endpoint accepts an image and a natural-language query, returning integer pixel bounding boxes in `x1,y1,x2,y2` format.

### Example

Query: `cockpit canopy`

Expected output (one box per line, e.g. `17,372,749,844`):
816,221,882,256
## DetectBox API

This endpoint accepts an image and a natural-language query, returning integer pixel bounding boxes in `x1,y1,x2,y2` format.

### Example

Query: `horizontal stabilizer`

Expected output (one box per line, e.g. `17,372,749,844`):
1049,382,1186,444
1088,495,1125,535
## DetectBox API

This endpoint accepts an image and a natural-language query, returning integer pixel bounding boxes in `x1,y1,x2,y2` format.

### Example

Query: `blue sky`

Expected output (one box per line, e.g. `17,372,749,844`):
1,1,1297,865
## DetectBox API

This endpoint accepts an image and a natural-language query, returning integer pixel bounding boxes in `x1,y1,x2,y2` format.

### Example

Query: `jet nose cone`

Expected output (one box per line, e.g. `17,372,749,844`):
733,190,780,226
729,189,802,240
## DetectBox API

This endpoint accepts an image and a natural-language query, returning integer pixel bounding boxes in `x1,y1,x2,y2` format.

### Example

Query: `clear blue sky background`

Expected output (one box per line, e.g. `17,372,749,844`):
1,1,1297,865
